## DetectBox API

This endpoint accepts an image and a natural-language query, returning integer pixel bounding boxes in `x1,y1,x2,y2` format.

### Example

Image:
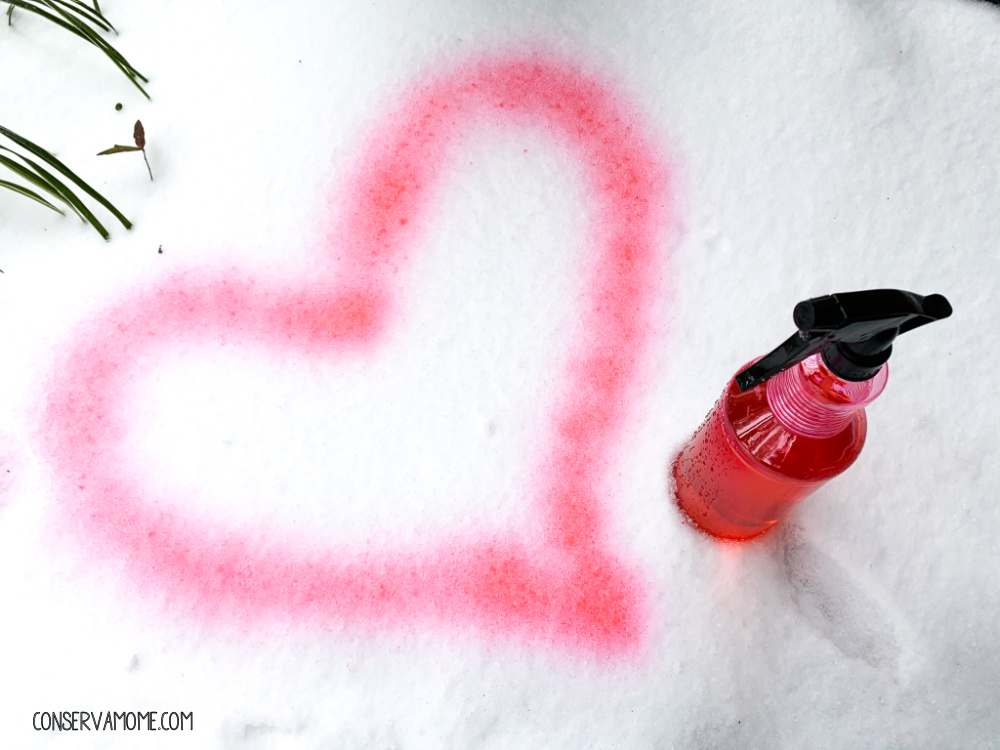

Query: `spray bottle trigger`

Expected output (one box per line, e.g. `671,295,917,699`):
735,289,952,391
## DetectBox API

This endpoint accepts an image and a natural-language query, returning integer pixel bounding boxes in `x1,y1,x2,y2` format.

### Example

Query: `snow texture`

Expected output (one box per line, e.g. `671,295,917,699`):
1,0,998,748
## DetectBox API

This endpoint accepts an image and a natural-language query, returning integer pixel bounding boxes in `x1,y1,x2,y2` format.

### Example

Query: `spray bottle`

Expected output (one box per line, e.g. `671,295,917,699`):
672,289,952,541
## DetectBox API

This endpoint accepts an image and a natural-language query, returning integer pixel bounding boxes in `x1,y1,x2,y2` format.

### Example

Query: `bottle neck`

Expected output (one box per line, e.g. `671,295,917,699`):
765,353,888,438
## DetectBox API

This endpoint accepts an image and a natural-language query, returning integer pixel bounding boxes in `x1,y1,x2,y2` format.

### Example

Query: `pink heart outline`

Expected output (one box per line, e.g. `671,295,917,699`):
40,53,672,657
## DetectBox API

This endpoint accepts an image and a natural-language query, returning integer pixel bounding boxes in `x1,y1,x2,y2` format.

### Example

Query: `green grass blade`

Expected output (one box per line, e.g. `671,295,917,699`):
5,0,149,96
47,0,114,33
42,0,147,82
97,144,140,155
15,153,111,238
4,0,124,79
37,1,116,55
6,0,80,36
0,151,87,221
0,125,132,230
0,178,67,214
2,145,115,237
5,0,94,43
37,0,148,87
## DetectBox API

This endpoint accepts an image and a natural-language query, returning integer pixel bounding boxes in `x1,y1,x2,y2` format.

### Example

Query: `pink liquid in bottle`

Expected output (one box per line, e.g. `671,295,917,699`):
672,354,887,541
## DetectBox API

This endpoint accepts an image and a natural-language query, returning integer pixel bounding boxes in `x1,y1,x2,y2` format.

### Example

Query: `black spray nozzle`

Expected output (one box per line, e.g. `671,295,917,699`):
735,289,952,392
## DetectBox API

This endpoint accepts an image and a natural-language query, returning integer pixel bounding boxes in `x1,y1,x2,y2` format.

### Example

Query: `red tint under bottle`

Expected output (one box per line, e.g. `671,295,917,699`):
672,357,874,541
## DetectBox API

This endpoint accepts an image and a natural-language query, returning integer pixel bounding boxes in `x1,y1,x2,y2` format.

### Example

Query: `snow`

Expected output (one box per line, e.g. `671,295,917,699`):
1,0,998,747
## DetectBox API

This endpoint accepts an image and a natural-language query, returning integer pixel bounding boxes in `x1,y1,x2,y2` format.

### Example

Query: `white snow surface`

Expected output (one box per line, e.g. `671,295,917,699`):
1,0,998,747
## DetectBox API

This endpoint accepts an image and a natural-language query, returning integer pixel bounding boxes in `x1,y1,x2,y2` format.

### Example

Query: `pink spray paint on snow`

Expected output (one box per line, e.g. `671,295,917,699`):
39,53,673,656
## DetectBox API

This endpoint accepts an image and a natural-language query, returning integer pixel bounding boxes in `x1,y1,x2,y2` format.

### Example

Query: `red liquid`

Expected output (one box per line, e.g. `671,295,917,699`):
672,372,867,541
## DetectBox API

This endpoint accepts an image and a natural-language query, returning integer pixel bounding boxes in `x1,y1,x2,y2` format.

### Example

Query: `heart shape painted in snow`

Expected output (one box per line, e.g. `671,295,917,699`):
40,54,671,656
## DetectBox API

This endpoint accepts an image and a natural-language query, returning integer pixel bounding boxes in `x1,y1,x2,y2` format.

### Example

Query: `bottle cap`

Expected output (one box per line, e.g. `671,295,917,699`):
735,289,952,392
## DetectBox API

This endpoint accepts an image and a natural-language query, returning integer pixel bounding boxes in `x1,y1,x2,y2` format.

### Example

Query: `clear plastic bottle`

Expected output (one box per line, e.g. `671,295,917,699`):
671,289,951,541
672,354,886,540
